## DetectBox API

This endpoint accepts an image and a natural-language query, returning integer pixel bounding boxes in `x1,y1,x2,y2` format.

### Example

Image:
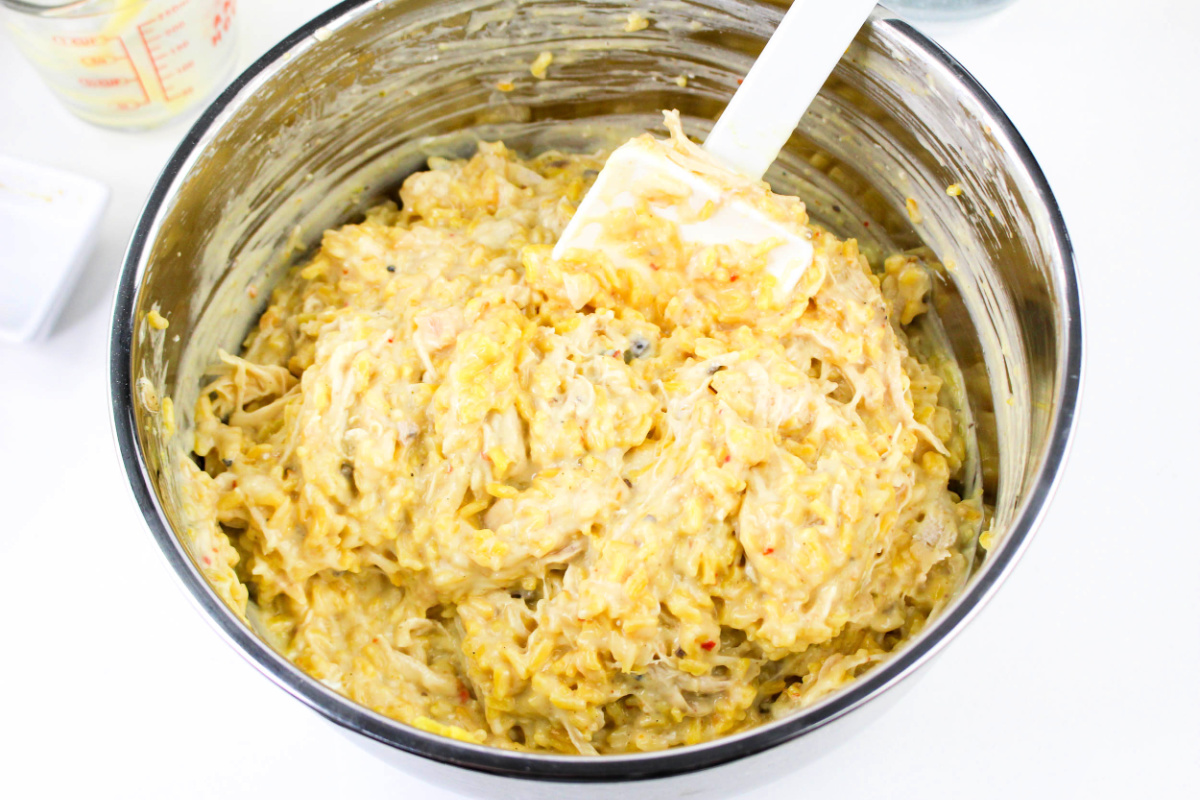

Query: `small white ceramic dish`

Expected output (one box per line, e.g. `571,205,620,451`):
0,154,109,343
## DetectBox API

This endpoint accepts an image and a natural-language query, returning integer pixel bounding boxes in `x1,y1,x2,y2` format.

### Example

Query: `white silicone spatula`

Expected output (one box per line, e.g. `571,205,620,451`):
552,0,879,292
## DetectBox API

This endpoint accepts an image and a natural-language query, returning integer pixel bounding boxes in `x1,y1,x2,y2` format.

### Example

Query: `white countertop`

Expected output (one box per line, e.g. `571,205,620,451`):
1,1,1196,797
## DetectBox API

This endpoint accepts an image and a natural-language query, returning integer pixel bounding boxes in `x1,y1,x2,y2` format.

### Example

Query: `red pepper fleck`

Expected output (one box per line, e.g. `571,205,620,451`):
763,547,775,555
202,556,211,565
730,275,739,282
458,683,471,703
649,262,659,271
701,641,716,651
387,336,394,343
723,455,731,463
862,221,871,228
736,78,744,85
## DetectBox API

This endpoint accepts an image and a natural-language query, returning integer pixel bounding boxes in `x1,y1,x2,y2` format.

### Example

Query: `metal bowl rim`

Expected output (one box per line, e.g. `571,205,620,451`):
107,0,1084,783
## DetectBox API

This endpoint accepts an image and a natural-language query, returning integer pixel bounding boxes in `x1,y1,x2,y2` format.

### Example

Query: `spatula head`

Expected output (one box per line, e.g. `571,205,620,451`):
552,113,815,305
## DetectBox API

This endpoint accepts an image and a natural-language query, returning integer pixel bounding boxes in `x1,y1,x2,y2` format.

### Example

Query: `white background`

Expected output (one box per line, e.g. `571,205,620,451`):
1,0,1197,797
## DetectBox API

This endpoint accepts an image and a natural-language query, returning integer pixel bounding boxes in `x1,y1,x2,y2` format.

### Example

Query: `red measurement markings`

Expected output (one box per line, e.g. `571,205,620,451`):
72,35,149,107
136,1,195,103
53,34,104,46
118,36,151,105
213,1,236,46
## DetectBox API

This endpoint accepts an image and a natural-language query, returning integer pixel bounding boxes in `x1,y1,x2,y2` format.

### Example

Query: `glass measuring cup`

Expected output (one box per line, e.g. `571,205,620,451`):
1,0,239,129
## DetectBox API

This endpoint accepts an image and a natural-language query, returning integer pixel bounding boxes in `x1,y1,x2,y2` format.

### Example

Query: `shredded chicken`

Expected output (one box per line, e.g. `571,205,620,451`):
181,117,980,754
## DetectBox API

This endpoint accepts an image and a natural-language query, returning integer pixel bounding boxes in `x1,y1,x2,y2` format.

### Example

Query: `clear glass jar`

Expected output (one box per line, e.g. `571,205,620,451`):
0,0,238,129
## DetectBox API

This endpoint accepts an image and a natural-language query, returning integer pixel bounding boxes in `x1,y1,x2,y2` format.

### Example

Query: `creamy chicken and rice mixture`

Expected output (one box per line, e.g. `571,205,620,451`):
179,116,979,754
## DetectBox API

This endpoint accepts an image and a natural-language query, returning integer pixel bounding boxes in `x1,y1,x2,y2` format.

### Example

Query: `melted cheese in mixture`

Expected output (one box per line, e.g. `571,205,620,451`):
183,117,978,754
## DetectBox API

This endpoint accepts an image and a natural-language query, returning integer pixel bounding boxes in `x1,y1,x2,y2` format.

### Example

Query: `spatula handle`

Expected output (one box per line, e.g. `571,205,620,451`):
703,0,880,180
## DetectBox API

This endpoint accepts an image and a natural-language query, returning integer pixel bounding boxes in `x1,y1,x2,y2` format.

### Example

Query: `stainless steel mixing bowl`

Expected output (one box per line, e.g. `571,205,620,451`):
109,1,1082,796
